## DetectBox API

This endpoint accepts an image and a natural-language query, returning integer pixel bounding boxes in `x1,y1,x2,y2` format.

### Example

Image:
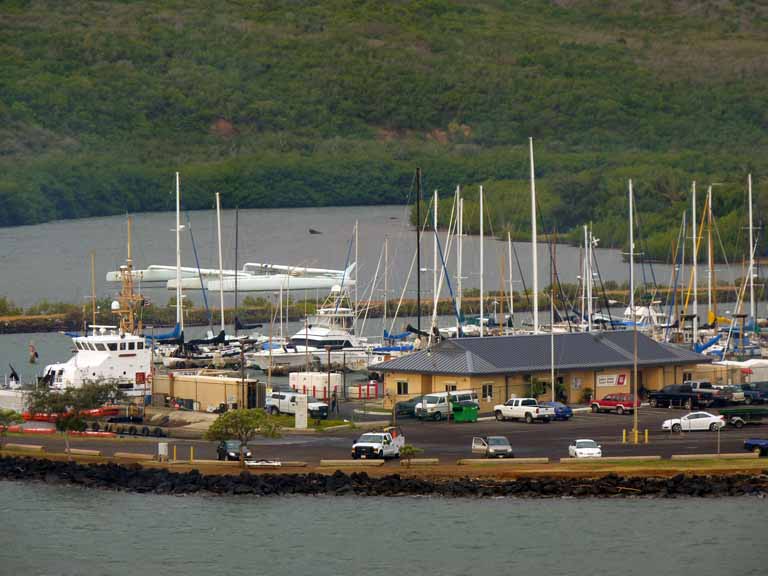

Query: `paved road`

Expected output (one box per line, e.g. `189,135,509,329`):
6,407,766,464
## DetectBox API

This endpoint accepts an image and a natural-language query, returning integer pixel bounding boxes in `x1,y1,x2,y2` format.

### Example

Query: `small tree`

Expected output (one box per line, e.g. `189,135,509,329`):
205,409,282,467
27,382,122,459
0,409,22,450
399,444,423,467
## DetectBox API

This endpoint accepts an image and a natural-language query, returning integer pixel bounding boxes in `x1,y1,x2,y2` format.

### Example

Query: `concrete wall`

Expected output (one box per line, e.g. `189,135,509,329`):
0,390,27,412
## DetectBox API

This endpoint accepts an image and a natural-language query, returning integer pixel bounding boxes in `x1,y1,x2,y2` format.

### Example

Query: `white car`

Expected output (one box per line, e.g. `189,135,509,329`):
662,411,725,432
568,439,602,458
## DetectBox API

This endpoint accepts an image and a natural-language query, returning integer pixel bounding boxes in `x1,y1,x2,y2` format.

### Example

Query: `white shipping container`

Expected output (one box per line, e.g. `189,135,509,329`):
289,372,342,398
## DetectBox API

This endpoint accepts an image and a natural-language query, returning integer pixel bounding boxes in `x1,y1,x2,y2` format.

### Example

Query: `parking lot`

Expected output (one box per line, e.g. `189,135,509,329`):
5,405,766,464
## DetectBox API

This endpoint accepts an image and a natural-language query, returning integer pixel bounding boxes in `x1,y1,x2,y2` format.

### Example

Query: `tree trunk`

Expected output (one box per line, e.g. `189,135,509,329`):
240,443,245,468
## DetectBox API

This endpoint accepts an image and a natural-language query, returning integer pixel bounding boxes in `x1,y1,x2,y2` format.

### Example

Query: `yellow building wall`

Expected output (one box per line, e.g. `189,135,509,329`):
383,361,716,407
153,373,247,411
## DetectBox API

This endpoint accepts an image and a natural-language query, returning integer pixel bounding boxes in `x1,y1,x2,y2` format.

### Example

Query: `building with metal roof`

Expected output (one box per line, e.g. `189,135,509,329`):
372,332,712,410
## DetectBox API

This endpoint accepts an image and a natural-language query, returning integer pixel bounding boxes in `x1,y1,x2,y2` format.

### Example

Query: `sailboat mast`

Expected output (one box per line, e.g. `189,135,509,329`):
90,250,96,329
507,231,514,330
530,137,539,334
234,207,239,336
479,185,484,338
706,186,712,320
383,235,388,329
175,172,183,331
748,174,755,321
457,194,463,334
588,226,594,332
416,168,422,334
629,180,635,318
433,190,438,313
550,245,555,402
216,192,225,333
354,219,359,332
692,181,698,339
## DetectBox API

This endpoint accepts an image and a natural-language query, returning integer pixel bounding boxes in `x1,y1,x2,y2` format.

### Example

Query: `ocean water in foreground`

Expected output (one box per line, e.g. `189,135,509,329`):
0,482,763,576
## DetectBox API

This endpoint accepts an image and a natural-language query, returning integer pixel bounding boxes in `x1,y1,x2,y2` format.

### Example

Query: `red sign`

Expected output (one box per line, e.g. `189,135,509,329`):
617,374,626,386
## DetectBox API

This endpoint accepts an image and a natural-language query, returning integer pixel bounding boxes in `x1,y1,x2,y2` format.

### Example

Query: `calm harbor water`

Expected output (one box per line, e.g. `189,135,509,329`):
0,481,764,576
1,204,755,309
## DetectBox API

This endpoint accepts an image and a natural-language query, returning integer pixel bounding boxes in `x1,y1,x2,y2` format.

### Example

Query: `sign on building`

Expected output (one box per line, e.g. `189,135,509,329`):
597,373,627,388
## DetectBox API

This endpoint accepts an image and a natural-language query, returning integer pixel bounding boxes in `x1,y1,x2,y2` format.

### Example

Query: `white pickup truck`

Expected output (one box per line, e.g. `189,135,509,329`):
351,426,405,459
265,391,329,419
493,397,554,423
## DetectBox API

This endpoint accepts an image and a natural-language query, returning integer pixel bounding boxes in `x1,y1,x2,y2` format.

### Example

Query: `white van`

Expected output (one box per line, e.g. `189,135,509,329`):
415,390,479,421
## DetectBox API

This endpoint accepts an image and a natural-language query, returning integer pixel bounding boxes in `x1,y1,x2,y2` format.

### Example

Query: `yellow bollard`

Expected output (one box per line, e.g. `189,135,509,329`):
622,429,626,444
190,445,194,462
173,445,177,462
633,428,639,445
644,429,649,444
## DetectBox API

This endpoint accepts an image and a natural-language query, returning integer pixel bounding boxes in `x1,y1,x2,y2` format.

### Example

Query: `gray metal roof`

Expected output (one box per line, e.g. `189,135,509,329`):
371,332,711,375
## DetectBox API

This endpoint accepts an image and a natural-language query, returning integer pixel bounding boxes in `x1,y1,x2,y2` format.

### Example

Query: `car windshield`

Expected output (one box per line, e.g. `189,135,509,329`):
424,395,441,405
488,437,509,446
225,440,242,450
576,440,598,449
358,434,383,443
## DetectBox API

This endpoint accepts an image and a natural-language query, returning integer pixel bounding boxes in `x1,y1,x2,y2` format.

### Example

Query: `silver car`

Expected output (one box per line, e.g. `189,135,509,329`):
472,436,514,458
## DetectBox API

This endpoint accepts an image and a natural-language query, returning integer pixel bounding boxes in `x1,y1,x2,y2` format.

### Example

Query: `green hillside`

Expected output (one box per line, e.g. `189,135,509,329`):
1,0,767,259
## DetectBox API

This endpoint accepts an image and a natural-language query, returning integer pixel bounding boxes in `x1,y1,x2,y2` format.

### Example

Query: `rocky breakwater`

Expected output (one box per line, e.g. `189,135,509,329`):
1,457,767,497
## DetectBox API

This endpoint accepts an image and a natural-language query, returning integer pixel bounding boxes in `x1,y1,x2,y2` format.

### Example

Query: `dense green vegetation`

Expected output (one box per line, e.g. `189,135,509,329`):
1,1,767,259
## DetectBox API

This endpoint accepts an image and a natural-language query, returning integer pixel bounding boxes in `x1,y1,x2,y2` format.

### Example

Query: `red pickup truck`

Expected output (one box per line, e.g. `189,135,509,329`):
591,393,637,415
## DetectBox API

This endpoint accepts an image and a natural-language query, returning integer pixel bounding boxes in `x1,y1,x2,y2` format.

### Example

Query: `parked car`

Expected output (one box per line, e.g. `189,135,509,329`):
351,427,404,459
472,436,514,458
539,401,573,420
736,384,765,405
568,439,602,458
661,411,725,432
217,440,252,461
715,385,745,404
394,395,423,417
649,384,714,409
415,390,479,421
493,398,554,423
743,438,768,456
591,393,636,415
265,392,329,419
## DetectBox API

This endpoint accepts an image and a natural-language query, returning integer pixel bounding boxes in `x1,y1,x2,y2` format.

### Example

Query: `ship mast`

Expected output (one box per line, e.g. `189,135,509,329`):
114,216,143,335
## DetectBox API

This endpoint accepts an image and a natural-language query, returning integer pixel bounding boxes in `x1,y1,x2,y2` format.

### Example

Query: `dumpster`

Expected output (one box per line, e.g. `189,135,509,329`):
452,402,478,423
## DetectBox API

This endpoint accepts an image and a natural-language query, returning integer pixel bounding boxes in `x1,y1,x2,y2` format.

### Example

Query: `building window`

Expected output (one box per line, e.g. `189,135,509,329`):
444,382,457,391
482,383,494,400
397,381,409,395
683,371,692,382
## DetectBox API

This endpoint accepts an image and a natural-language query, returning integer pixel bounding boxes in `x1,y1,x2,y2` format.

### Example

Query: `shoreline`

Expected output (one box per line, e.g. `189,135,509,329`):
2,456,766,498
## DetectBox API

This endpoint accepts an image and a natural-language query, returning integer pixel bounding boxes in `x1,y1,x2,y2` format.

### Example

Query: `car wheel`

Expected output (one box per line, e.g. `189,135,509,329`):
616,406,624,415
709,423,720,432
525,413,534,424
591,404,598,413
745,397,752,405
495,410,504,422
650,399,658,408
269,406,279,415
734,419,744,429
672,423,682,433
433,411,442,421
754,447,763,456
